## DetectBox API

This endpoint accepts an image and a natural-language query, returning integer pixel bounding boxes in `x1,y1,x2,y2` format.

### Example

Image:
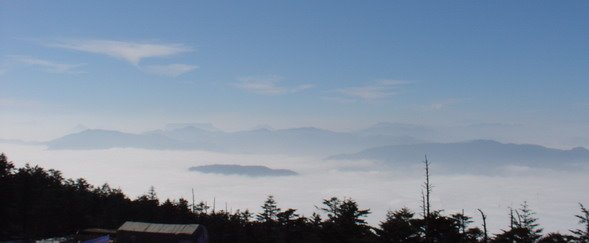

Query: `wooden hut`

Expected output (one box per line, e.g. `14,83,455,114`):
117,221,208,243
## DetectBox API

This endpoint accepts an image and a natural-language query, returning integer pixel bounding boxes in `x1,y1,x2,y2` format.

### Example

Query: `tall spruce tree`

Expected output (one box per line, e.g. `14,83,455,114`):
257,195,280,223
494,202,543,243
571,203,589,242
518,201,543,242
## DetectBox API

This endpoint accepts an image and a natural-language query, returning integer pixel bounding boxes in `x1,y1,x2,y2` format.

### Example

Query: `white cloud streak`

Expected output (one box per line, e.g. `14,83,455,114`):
233,76,314,95
429,98,461,110
291,84,315,93
338,80,409,100
9,55,83,73
49,39,193,65
143,64,199,77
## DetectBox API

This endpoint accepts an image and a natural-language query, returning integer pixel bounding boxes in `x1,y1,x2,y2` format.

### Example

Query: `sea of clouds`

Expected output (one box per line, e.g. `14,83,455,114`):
1,143,588,235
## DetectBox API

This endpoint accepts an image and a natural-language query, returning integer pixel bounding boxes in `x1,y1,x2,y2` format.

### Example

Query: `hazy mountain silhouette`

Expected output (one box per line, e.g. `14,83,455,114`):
356,122,434,138
45,125,422,155
40,125,589,172
188,164,298,177
47,129,215,150
329,139,589,172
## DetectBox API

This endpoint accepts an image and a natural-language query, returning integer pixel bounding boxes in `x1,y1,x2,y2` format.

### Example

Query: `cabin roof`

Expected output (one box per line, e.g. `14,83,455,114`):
118,221,202,235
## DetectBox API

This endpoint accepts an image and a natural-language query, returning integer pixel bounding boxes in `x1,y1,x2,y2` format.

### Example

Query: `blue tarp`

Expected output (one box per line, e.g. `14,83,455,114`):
82,235,109,243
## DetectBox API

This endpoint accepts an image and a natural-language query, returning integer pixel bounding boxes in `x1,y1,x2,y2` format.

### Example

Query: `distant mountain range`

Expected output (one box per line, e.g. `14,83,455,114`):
189,164,298,177
43,124,425,155
47,129,210,150
329,139,589,173
3,123,589,173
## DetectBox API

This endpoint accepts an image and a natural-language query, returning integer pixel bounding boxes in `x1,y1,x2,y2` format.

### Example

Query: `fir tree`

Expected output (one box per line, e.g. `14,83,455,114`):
571,203,589,242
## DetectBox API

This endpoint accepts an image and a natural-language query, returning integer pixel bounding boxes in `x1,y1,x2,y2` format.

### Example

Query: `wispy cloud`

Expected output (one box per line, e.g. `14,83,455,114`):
7,55,83,73
291,84,315,92
428,98,461,110
48,39,192,65
233,76,314,95
337,80,409,100
321,96,356,104
143,64,199,77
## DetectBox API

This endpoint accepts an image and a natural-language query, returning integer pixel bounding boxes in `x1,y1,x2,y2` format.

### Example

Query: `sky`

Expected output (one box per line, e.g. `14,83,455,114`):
1,1,589,234
1,1,588,144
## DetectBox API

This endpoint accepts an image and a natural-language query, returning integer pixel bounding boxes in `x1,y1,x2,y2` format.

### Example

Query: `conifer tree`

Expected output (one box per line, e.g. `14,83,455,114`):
319,197,373,242
571,203,589,242
518,201,543,242
495,202,543,243
378,207,420,243
257,195,280,223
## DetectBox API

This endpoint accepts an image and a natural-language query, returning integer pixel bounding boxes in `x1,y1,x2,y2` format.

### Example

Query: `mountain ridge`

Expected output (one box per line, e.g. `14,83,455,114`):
42,126,423,155
14,125,589,173
328,139,589,172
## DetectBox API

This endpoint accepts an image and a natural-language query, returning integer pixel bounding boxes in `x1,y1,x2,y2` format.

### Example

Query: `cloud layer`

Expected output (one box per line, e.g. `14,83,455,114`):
2,144,587,234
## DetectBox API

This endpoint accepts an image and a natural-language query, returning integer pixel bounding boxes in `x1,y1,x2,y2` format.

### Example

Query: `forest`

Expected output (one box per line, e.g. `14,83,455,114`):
1,153,588,243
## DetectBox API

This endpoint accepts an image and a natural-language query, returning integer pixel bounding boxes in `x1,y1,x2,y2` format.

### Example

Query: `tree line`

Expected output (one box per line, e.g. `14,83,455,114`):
1,153,588,243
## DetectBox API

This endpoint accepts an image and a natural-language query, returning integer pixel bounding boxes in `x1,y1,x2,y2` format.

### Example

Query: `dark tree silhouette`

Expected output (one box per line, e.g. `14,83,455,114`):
421,155,434,243
571,203,589,242
451,210,474,242
377,207,420,243
423,156,432,219
257,195,280,223
256,195,280,242
147,185,158,201
478,208,489,243
518,201,543,242
494,202,543,243
319,197,375,242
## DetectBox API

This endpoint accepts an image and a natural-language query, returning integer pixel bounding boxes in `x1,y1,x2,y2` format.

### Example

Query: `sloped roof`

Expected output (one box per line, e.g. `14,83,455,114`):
118,221,202,235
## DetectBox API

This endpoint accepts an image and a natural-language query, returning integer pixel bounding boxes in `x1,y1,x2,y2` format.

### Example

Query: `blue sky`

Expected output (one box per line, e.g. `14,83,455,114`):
1,1,588,144
3,2,589,233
